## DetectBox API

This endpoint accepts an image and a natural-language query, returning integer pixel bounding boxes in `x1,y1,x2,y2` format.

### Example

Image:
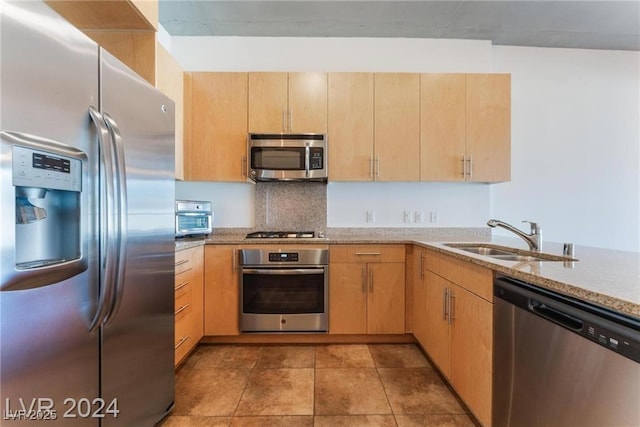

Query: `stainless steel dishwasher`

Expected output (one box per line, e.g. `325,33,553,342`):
493,275,640,427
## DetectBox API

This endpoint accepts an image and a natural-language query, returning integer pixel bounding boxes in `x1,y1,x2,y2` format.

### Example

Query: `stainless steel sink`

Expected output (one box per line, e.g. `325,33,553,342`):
443,243,576,262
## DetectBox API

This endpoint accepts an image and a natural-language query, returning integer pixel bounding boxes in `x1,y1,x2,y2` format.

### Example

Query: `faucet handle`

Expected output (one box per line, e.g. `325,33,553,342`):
521,220,541,234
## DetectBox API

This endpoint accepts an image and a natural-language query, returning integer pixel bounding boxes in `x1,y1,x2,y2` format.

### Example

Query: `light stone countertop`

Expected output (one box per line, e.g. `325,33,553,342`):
177,229,640,318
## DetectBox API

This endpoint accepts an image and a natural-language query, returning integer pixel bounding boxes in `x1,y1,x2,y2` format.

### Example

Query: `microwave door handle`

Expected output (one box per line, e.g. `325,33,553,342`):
305,146,310,178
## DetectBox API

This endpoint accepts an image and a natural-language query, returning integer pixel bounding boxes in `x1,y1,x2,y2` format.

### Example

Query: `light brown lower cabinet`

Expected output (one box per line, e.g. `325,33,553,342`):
203,245,240,336
174,245,204,366
329,245,405,334
415,247,493,426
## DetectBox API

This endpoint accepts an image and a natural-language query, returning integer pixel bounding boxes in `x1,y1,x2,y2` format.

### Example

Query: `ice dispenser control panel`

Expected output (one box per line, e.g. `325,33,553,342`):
13,145,82,192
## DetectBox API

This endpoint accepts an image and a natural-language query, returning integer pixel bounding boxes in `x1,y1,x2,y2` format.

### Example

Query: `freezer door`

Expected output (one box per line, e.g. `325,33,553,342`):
1,1,100,426
99,49,175,427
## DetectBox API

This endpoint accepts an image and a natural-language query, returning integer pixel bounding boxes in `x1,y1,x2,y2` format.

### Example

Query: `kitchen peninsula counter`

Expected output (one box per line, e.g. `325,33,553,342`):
199,228,639,318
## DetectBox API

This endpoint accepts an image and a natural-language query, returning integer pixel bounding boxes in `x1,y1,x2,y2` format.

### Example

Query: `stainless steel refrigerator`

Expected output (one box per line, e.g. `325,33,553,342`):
0,1,175,425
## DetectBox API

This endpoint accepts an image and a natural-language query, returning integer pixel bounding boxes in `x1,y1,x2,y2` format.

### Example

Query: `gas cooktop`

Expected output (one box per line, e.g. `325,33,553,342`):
245,231,316,239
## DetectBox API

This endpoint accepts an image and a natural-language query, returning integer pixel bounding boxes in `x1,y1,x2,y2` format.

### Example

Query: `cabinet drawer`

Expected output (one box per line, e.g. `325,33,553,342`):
174,314,192,364
330,245,405,263
175,248,195,275
175,287,192,318
424,249,493,302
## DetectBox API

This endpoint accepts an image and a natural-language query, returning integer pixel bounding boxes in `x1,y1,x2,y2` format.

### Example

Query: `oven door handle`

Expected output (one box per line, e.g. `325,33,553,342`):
242,268,324,275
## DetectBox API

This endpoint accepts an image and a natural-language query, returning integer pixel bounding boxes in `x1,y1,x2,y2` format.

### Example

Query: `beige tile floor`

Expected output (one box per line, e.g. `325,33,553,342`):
160,344,477,427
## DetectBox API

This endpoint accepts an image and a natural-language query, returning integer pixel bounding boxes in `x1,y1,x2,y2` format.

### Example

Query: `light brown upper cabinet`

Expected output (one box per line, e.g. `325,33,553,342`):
184,72,248,182
466,74,511,182
327,73,374,181
421,73,511,182
374,73,421,181
46,0,158,85
248,72,327,133
156,44,184,180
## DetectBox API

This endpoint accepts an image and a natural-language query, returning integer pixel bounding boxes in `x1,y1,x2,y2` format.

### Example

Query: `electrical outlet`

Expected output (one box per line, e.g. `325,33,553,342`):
366,211,376,223
403,211,412,223
414,211,424,223
430,211,439,223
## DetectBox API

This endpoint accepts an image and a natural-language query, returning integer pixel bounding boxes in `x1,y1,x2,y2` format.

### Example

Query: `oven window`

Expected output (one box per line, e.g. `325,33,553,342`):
177,215,209,231
242,270,324,314
251,147,305,170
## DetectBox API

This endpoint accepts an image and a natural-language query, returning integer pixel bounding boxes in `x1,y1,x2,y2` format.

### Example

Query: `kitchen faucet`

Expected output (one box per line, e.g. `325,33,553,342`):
487,219,542,251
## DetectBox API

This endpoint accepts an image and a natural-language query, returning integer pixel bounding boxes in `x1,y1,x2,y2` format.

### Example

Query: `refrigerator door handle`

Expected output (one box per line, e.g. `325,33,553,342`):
88,106,117,333
102,112,128,325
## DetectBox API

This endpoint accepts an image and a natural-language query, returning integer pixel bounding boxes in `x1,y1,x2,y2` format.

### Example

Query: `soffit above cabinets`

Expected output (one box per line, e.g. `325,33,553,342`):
159,1,640,52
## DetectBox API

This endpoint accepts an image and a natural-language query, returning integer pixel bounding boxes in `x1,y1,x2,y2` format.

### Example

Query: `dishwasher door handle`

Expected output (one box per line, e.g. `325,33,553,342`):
529,300,584,331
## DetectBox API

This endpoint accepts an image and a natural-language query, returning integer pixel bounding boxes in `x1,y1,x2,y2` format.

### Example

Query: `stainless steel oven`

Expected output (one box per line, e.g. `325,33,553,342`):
239,248,328,332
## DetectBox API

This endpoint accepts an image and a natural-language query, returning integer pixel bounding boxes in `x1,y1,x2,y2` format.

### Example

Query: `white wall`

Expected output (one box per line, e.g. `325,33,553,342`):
492,46,639,251
328,182,490,227
169,33,640,250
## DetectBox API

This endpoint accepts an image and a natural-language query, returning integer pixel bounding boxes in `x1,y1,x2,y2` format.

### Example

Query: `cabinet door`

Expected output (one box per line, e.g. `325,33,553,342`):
423,271,451,378
367,262,405,334
411,249,428,346
188,72,248,181
329,263,367,334
248,72,288,133
420,74,466,181
374,73,420,181
288,72,327,133
451,284,493,427
328,73,374,181
466,73,511,182
204,246,240,336
189,246,205,344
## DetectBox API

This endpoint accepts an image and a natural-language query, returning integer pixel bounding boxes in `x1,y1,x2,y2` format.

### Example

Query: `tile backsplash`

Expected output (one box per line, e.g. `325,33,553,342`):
255,182,327,231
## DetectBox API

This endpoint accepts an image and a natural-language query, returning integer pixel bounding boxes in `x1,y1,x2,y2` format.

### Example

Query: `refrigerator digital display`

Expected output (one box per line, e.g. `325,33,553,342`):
33,153,71,173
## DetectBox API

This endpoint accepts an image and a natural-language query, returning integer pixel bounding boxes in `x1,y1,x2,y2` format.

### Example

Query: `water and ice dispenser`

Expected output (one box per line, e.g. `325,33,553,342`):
1,131,88,291
13,144,83,268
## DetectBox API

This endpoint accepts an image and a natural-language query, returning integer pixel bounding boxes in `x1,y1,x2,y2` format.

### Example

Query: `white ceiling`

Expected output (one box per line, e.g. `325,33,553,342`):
159,1,640,51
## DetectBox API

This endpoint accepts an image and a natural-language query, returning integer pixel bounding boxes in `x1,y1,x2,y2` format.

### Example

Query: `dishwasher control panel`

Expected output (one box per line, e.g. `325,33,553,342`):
584,322,640,362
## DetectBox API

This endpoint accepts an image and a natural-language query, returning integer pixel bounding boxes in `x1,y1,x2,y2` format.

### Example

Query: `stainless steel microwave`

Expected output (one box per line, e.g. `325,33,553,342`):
175,200,213,238
247,133,327,181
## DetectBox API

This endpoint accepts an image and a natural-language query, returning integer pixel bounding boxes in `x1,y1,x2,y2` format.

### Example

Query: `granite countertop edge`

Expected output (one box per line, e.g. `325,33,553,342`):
176,232,640,318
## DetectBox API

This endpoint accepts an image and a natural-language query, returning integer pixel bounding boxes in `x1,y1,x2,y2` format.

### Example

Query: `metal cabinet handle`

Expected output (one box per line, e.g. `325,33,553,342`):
369,268,374,292
467,155,473,180
241,155,247,178
355,252,381,256
420,253,425,280
361,265,367,293
175,259,189,267
449,290,456,325
174,281,189,291
443,287,448,321
174,335,189,350
461,156,467,177
375,156,380,178
289,109,293,132
369,157,374,178
175,303,190,316
232,249,237,273
282,110,287,132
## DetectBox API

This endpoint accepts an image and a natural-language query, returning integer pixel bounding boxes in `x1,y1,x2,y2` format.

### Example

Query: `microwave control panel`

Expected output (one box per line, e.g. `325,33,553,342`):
309,147,324,170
